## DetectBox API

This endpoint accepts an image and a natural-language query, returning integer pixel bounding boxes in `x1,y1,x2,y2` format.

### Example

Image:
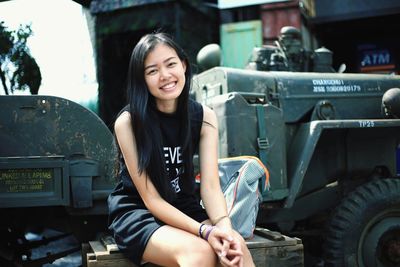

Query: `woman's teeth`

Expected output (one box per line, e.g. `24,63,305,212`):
161,82,176,89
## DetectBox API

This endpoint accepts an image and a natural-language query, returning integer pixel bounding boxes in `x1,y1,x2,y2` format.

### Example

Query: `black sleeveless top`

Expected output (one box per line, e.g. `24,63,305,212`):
112,99,203,210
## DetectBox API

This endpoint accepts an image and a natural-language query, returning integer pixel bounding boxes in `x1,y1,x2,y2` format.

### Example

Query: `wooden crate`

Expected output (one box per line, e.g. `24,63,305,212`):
84,228,303,267
249,228,304,267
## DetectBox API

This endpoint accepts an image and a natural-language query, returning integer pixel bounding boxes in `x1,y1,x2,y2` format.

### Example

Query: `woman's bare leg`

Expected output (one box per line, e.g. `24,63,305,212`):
143,225,217,267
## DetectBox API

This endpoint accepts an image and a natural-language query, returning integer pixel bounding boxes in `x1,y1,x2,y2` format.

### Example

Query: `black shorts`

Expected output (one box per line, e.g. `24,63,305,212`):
108,194,208,266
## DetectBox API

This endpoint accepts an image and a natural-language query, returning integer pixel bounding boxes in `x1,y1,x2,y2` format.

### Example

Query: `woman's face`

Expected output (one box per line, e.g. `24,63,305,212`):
144,43,186,112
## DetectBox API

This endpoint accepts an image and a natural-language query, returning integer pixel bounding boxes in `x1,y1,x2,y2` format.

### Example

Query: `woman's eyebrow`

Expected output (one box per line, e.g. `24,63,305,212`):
144,56,177,70
164,56,177,62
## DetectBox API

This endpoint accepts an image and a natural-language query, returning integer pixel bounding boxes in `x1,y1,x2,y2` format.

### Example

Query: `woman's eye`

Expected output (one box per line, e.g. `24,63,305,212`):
147,69,157,75
168,62,177,67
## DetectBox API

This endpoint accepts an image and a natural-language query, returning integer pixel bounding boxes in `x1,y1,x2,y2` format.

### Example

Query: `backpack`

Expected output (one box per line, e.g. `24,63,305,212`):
218,156,269,239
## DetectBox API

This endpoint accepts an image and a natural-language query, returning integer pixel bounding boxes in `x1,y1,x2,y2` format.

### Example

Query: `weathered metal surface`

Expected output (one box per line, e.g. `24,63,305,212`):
0,95,117,210
0,156,70,208
193,67,400,122
192,66,400,223
207,92,288,201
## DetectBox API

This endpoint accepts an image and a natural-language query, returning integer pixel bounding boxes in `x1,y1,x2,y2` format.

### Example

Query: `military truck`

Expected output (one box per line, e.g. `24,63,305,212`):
192,66,400,266
0,95,117,266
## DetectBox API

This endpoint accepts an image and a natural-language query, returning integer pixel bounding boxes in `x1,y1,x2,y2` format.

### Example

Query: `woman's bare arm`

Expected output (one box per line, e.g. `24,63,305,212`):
198,105,232,230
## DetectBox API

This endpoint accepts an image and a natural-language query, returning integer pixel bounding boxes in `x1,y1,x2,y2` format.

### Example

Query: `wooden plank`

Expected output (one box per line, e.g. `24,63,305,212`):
87,255,137,267
89,241,128,260
246,233,299,248
254,227,285,241
82,243,92,267
250,242,304,267
100,235,119,253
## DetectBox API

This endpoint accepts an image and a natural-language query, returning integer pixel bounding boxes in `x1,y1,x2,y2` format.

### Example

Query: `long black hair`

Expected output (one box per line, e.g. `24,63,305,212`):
125,32,193,202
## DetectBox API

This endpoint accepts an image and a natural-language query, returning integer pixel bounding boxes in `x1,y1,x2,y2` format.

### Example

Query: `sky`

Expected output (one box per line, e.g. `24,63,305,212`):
0,0,97,105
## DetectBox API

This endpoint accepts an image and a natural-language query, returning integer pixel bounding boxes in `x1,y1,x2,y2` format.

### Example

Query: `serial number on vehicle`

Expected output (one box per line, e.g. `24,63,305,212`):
358,120,375,127
0,168,53,193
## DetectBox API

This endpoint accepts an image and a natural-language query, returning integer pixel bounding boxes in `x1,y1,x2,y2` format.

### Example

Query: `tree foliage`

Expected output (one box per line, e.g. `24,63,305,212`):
0,21,42,95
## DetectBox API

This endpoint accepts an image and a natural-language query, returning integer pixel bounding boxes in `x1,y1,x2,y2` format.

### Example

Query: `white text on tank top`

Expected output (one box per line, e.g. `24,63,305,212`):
164,146,183,193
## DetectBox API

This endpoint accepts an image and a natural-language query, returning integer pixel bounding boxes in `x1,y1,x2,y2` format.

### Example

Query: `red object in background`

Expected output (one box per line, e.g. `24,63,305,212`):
260,0,301,45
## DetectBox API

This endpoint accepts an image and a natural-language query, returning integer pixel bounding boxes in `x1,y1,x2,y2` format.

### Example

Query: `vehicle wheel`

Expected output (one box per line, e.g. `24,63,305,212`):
324,178,400,267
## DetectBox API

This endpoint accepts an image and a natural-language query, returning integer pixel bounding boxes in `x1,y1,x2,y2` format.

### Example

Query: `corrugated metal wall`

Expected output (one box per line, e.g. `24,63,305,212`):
260,0,301,45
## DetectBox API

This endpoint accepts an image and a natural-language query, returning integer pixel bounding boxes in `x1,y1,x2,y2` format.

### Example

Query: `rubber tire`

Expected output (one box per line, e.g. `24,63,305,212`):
324,178,400,267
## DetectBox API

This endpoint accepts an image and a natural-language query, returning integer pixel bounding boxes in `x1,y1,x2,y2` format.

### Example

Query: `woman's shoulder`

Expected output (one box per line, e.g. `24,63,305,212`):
114,109,132,133
201,104,217,124
115,105,131,121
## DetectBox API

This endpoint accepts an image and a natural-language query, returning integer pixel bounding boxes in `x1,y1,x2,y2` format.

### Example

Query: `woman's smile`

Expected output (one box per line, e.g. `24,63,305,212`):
160,81,177,91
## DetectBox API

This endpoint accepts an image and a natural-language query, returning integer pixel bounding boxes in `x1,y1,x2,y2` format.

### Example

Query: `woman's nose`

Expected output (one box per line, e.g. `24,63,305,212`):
160,67,171,80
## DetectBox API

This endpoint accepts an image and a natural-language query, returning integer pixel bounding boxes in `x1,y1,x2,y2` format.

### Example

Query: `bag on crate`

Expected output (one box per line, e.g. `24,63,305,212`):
218,156,269,239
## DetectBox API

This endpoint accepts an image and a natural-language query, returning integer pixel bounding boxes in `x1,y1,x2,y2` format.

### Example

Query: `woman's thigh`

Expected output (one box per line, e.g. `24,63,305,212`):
143,225,216,267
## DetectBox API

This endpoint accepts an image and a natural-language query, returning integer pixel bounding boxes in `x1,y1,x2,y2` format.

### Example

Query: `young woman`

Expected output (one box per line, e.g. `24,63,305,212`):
108,32,255,267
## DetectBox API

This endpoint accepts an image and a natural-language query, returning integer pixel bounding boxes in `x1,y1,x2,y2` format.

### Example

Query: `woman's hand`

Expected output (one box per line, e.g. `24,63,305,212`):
222,237,243,267
206,226,244,267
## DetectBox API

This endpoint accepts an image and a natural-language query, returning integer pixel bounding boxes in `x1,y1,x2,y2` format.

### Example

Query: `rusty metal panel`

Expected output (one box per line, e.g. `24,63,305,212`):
260,1,301,44
0,95,117,209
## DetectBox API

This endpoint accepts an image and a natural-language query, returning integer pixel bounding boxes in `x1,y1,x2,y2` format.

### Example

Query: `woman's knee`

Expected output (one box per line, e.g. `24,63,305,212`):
178,239,216,266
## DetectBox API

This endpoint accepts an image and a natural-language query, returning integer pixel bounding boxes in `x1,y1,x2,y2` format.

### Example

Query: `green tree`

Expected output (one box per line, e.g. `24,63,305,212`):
0,21,41,95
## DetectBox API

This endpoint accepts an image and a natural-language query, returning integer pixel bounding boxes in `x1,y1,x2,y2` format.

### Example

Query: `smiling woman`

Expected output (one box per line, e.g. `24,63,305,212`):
144,44,187,113
0,0,98,112
107,32,256,267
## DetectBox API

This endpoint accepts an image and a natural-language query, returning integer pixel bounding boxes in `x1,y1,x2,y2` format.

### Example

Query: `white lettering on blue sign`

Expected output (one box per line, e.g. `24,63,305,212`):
361,50,391,67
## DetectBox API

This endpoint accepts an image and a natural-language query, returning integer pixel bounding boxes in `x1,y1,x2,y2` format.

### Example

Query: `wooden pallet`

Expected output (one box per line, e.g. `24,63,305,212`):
83,228,304,267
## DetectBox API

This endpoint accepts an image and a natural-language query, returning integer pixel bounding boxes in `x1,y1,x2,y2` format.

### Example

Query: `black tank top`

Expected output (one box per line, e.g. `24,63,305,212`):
112,99,203,209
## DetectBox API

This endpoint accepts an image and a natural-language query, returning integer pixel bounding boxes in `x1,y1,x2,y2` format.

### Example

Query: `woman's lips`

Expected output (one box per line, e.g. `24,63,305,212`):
160,81,177,91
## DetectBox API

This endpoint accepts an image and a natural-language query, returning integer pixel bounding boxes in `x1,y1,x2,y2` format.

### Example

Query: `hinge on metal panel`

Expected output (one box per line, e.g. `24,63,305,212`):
257,137,269,150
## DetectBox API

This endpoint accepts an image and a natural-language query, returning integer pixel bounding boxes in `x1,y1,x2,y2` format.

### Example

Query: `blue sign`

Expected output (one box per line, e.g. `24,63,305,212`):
361,49,392,67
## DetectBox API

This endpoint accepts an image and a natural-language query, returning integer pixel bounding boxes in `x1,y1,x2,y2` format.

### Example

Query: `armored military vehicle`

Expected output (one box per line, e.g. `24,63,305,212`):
192,63,400,266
